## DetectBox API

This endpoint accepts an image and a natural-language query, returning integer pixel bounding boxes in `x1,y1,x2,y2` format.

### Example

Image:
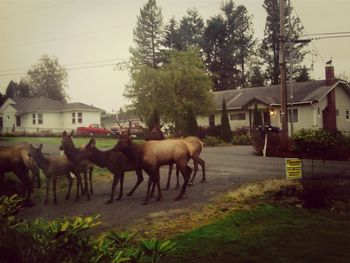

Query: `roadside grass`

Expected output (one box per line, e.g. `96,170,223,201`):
162,204,350,263
0,136,144,148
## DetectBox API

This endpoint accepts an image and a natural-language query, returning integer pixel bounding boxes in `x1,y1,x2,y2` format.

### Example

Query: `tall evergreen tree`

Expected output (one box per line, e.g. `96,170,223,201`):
146,108,161,130
163,17,180,50
5,80,17,98
203,1,255,90
260,0,308,85
130,0,163,69
250,66,266,87
177,8,204,50
184,105,199,136
220,99,232,142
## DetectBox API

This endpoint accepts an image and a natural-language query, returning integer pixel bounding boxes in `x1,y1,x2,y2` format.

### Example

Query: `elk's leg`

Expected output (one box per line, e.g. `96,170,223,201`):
84,170,90,201
127,169,144,196
75,173,81,202
198,157,206,183
14,168,34,206
53,177,58,204
175,165,180,190
175,164,191,201
89,167,94,195
116,173,124,201
189,158,198,186
106,172,119,204
163,164,173,190
155,168,162,201
142,166,154,205
44,176,51,205
65,172,73,200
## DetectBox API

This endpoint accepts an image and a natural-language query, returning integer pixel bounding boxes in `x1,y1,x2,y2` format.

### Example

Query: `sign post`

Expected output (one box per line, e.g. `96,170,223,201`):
285,158,302,179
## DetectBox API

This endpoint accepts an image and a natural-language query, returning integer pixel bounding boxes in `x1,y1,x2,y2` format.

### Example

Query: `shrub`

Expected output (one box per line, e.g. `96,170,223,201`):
293,128,350,160
251,132,291,157
232,127,251,145
202,136,224,146
206,125,222,138
0,195,175,263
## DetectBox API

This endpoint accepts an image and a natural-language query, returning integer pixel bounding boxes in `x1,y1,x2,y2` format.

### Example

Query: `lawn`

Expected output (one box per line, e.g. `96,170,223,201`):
0,136,144,148
162,205,350,263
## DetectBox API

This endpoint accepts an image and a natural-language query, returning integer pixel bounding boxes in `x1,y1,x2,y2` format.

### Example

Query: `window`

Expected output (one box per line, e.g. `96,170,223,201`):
72,113,76,124
38,113,43,125
230,112,246,121
288,109,298,123
78,112,83,123
336,109,339,116
32,114,36,125
279,109,299,123
209,115,215,127
16,116,21,127
317,107,320,115
346,110,350,120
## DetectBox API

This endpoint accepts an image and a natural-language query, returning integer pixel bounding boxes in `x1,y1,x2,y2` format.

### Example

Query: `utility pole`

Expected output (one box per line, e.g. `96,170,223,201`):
279,0,288,140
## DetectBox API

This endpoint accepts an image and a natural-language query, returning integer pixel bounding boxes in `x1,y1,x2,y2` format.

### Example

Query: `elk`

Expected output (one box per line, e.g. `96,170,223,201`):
60,131,94,198
28,144,82,205
78,138,144,203
0,145,35,206
144,126,206,190
114,131,192,205
164,136,206,190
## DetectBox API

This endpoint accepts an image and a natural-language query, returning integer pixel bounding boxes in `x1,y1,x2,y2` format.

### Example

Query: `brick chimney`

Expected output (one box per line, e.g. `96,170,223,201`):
325,65,335,86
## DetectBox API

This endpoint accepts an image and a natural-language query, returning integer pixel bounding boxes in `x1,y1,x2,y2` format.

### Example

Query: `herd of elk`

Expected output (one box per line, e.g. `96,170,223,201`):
0,128,206,206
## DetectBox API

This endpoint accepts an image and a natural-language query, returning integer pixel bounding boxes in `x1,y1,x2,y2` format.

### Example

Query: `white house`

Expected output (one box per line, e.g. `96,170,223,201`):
197,66,350,135
0,97,104,134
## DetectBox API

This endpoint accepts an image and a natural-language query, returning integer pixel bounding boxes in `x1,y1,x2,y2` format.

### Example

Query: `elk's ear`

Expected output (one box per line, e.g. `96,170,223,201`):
38,143,43,150
63,131,67,137
86,138,95,148
27,152,32,158
70,130,74,137
127,127,131,136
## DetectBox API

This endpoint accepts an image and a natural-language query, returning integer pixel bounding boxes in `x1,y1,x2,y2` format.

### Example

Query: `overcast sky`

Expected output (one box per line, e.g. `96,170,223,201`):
1,0,349,112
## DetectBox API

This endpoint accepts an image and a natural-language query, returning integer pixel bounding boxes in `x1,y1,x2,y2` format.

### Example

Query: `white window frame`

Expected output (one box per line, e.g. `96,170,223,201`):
346,109,350,121
32,114,36,125
78,112,83,123
72,112,76,124
38,113,43,125
230,112,246,121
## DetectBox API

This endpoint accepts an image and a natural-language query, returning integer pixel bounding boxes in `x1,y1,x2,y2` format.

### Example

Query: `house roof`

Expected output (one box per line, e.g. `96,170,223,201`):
214,80,350,110
10,97,103,113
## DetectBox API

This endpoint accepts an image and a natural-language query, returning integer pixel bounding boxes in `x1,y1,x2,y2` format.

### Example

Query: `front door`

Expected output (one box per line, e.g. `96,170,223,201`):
263,111,271,126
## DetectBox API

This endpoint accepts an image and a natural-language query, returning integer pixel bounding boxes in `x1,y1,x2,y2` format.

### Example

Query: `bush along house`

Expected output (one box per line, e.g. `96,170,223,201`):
197,65,350,136
0,97,104,134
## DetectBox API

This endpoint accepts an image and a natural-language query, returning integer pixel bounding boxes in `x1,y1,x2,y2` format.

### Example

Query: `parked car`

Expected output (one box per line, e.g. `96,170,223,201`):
77,124,112,136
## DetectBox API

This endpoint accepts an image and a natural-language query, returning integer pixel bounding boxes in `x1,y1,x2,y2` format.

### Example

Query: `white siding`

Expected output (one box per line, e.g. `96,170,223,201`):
1,104,17,132
61,111,101,130
335,87,350,134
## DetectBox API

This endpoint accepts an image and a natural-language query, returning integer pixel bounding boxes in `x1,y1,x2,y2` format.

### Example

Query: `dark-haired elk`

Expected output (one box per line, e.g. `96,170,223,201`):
28,144,82,205
60,131,94,198
115,131,192,205
0,145,36,206
80,138,144,203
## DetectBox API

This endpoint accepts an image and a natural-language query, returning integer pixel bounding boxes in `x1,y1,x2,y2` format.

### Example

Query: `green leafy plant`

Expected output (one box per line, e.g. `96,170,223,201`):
140,239,176,263
202,136,224,146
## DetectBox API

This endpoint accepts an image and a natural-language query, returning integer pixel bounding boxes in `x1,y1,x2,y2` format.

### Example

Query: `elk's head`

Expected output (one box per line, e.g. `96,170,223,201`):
115,130,132,152
60,130,74,151
28,144,44,164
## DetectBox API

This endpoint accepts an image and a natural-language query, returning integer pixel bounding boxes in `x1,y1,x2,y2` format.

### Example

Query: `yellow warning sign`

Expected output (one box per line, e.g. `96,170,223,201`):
285,158,302,179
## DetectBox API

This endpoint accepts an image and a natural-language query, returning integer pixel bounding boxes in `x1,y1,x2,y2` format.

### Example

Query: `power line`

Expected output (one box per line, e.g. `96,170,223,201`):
312,35,350,40
303,31,350,37
291,1,326,63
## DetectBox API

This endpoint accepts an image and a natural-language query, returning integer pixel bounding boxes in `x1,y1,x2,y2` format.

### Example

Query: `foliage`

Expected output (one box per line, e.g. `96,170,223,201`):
184,105,199,136
295,65,311,82
125,49,214,134
260,0,308,85
249,66,266,87
0,195,175,263
203,0,255,90
220,99,232,142
202,136,224,146
5,79,34,98
146,109,161,131
26,54,68,102
130,0,163,69
293,128,350,160
163,17,181,50
205,125,222,138
251,132,291,157
232,127,251,145
177,8,204,51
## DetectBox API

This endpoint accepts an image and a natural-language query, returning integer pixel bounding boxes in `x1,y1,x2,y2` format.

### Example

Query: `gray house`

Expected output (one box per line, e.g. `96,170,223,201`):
197,66,350,135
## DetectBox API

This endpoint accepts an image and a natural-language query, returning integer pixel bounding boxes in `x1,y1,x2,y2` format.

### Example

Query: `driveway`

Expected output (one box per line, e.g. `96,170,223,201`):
4,142,350,232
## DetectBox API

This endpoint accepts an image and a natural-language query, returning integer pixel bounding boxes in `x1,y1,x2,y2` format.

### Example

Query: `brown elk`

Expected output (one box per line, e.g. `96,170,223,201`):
114,131,192,205
164,136,206,190
28,144,82,205
60,131,94,197
0,145,36,206
144,126,206,190
78,138,144,203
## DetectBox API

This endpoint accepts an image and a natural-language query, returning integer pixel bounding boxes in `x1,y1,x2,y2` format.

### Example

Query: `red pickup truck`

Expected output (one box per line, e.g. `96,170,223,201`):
77,124,112,136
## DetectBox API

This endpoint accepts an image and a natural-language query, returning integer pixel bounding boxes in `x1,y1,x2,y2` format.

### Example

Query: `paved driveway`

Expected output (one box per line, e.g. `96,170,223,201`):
3,142,350,232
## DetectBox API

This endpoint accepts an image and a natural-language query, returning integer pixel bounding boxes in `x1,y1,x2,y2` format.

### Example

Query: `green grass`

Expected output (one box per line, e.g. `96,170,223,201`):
0,136,144,148
163,205,350,263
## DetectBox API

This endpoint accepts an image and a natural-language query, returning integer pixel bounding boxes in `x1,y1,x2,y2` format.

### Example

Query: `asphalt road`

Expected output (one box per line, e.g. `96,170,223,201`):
3,142,350,232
